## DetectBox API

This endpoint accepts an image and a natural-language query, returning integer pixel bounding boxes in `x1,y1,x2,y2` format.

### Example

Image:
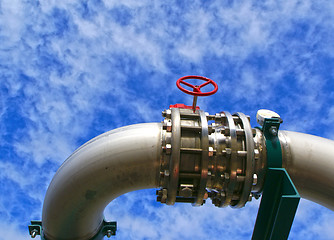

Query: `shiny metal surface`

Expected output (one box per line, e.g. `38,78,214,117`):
195,110,209,206
167,108,181,205
41,111,334,240
42,123,162,240
234,112,254,208
279,130,334,210
222,111,238,207
252,128,267,194
158,109,261,208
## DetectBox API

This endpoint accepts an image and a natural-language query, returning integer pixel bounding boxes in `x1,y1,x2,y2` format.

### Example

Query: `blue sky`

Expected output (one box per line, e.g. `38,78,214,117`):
1,0,334,239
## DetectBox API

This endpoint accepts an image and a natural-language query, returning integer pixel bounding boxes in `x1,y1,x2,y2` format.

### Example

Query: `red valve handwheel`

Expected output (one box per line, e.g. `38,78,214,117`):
176,75,218,96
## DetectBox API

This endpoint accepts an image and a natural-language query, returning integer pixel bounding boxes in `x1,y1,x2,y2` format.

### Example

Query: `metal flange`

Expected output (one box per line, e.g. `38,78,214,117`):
157,108,263,209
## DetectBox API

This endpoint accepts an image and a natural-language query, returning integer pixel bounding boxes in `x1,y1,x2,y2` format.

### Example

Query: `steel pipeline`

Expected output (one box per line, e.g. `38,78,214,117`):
279,131,334,211
41,123,334,240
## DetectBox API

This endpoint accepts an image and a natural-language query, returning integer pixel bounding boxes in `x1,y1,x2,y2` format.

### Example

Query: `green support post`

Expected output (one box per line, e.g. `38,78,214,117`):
252,118,300,240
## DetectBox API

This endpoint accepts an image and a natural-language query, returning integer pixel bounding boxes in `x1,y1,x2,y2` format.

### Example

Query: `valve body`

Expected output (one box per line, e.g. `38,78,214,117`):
157,108,266,208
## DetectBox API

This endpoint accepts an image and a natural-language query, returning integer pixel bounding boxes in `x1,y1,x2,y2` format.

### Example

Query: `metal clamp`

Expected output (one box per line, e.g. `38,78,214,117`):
28,220,116,239
252,115,300,240
28,221,42,239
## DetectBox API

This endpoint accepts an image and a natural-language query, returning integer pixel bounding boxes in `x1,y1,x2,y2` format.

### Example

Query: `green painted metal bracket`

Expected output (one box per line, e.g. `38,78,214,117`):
252,118,300,240
28,220,117,239
261,118,282,168
90,220,117,240
28,220,44,239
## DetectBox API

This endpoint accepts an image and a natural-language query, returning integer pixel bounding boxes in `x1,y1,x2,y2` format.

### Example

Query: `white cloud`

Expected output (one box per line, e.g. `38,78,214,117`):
0,221,30,240
106,190,260,239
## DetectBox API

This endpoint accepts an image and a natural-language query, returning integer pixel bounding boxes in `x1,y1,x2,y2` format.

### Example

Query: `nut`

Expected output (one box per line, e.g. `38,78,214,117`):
164,169,170,177
208,147,214,157
253,173,258,185
248,193,253,202
254,149,260,160
269,126,278,136
165,144,172,154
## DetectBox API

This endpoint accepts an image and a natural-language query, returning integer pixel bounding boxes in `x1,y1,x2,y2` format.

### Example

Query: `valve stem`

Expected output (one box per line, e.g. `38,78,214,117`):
192,96,198,112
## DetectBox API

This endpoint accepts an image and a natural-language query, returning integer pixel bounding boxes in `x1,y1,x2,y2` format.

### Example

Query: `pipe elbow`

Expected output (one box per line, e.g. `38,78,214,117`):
279,130,334,210
42,123,162,240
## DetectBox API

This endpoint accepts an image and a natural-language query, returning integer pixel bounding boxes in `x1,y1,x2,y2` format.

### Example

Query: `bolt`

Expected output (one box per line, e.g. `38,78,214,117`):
164,169,170,177
180,187,193,198
254,149,260,160
165,144,172,154
252,128,257,137
208,147,214,157
31,230,38,238
254,193,261,200
160,188,168,203
225,148,232,155
163,119,172,132
223,127,230,135
106,230,112,238
166,121,172,132
269,126,278,136
224,173,230,180
253,174,258,185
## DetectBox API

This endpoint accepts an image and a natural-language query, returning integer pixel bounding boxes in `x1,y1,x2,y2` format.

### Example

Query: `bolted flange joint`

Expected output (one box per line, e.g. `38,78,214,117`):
157,108,265,208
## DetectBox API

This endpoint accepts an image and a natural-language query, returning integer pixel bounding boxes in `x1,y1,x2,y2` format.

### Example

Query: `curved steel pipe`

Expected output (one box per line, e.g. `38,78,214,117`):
279,130,334,210
42,123,162,240
40,120,334,239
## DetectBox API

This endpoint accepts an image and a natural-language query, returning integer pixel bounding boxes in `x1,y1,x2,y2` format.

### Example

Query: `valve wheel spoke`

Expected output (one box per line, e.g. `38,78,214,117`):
179,79,195,89
199,80,211,88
